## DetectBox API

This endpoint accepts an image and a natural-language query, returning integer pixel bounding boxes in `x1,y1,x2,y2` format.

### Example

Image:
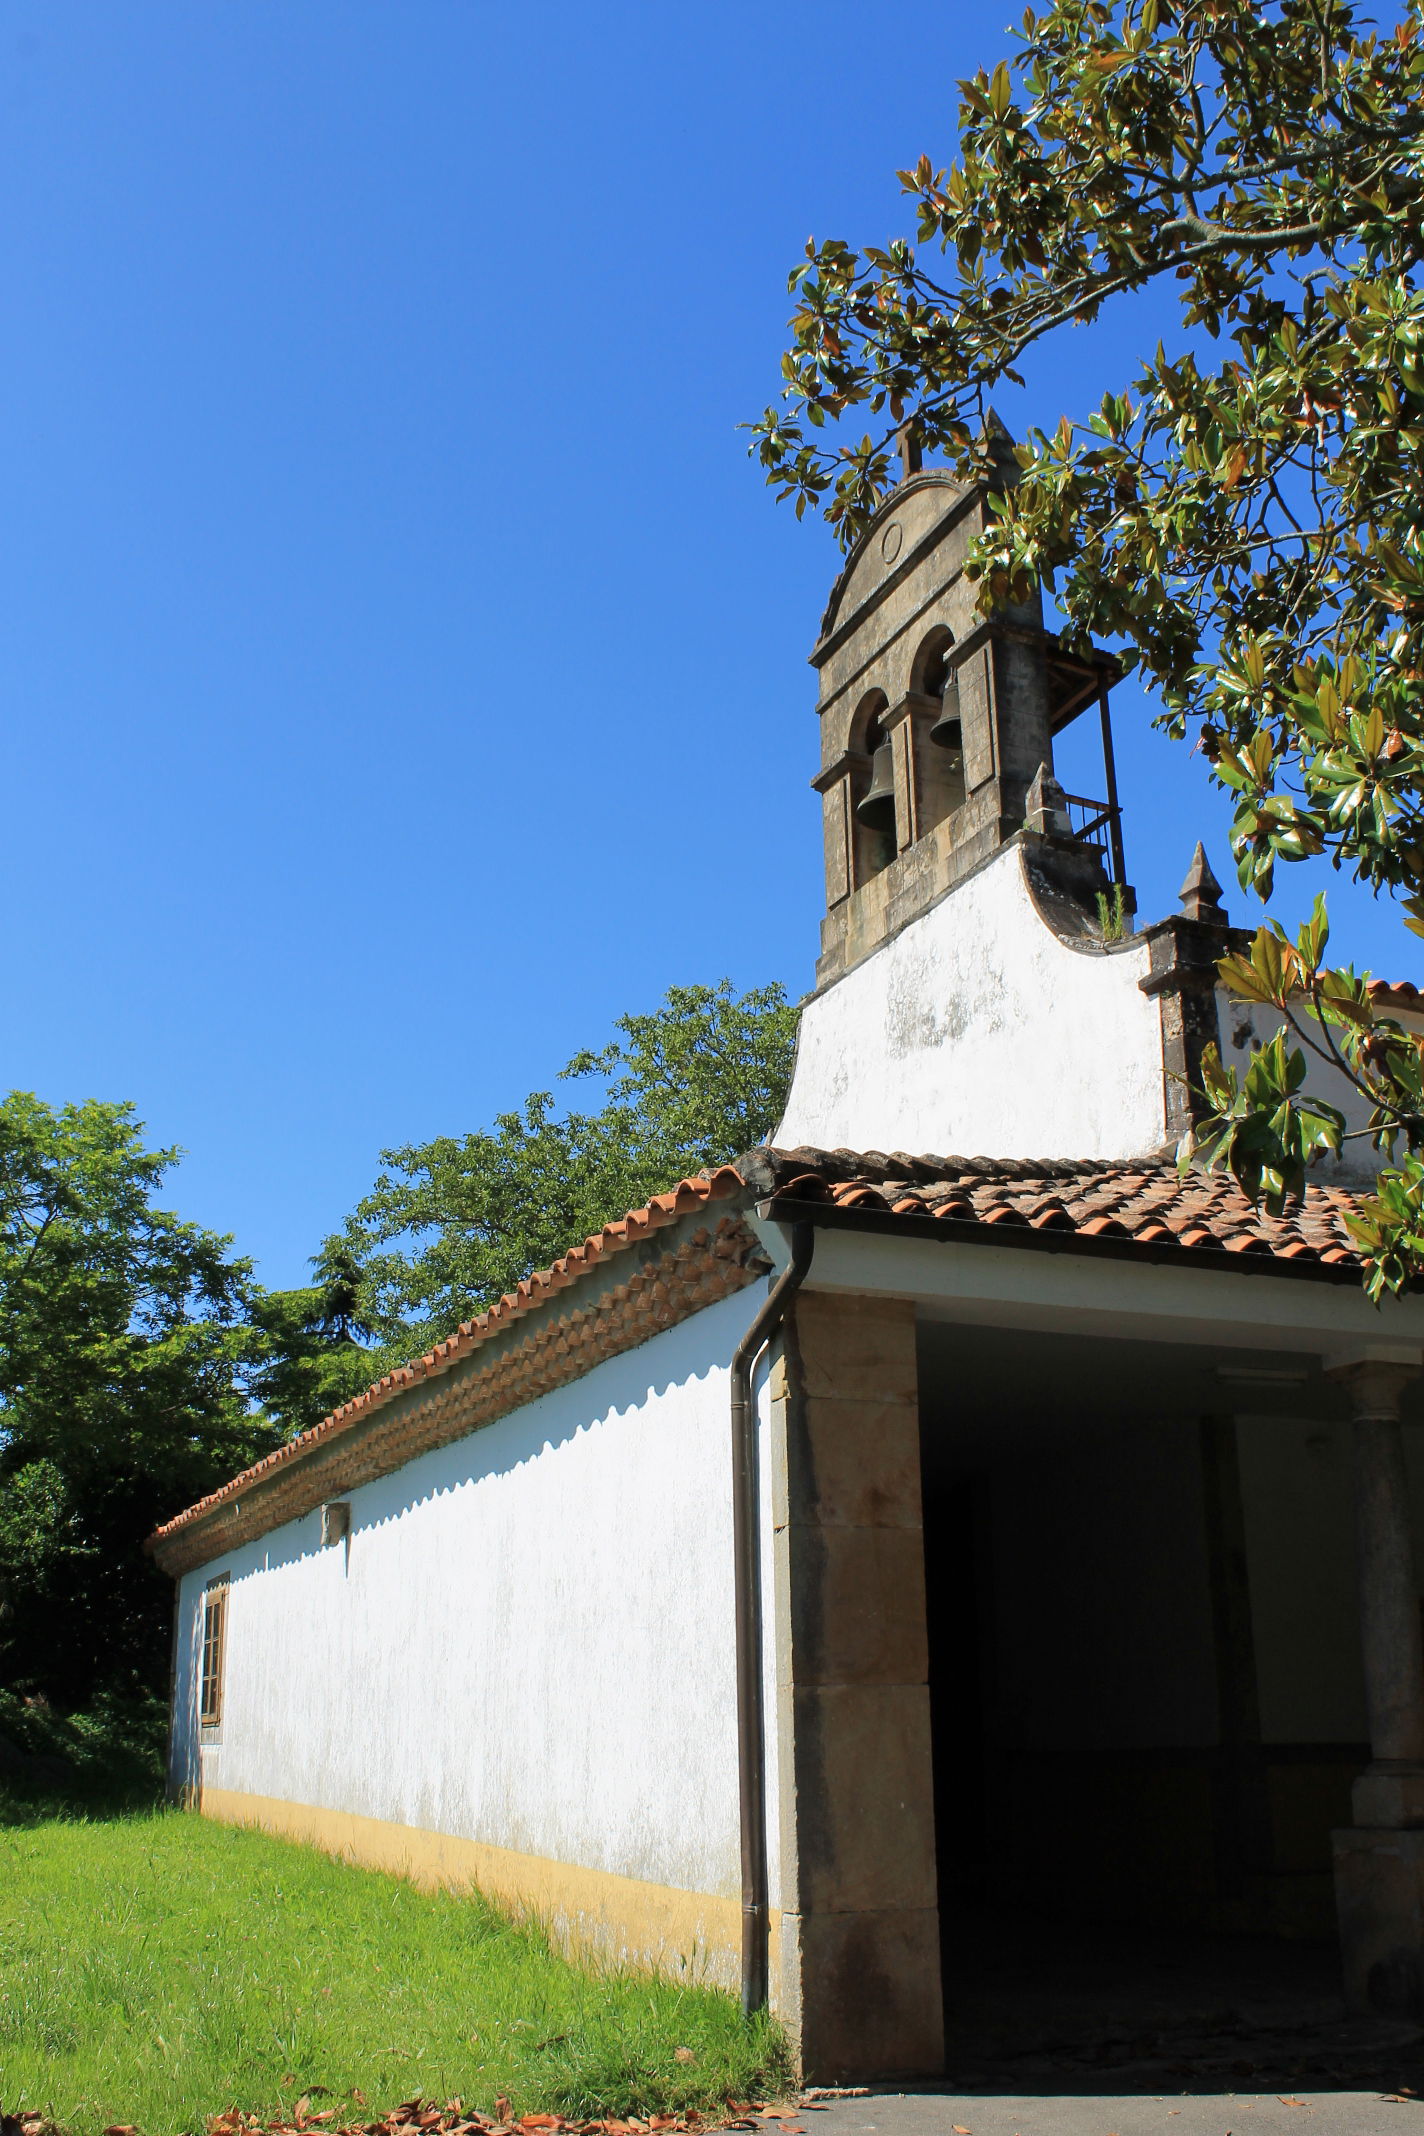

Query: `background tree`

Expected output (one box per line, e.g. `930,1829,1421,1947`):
245,1241,380,1440
0,1093,279,1709
751,0,1424,1288
329,980,799,1358
0,983,797,1713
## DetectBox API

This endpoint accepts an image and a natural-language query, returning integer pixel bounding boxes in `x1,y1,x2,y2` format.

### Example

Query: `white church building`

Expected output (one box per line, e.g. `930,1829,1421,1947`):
152,465,1424,2080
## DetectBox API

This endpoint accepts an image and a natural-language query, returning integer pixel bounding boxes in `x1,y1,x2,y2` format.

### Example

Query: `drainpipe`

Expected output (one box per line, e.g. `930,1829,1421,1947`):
730,1218,815,2019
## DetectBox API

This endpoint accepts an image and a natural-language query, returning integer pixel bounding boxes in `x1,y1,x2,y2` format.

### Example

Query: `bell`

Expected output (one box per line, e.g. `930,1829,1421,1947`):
929,672,963,754
856,740,897,833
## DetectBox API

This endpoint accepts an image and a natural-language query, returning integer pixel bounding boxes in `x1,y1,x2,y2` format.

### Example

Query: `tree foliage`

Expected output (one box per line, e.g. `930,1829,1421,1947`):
752,0,1424,1287
0,985,798,1705
331,981,799,1356
244,1242,380,1440
0,1093,279,1705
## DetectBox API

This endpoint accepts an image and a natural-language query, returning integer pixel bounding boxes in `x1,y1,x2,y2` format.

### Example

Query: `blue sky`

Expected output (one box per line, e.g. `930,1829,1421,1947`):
2,3,1415,1288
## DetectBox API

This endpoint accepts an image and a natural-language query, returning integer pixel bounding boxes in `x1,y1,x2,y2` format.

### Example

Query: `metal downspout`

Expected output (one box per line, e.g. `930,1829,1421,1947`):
730,1219,815,2019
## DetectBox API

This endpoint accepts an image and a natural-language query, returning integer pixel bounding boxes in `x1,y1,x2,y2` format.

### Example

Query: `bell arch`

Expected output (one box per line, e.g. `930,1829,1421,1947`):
910,626,956,698
808,463,1126,987
907,625,966,831
850,687,889,754
850,690,895,884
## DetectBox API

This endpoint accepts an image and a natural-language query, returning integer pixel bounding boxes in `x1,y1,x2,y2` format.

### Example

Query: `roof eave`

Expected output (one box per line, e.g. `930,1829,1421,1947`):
754,1193,1372,1286
147,1182,766,1577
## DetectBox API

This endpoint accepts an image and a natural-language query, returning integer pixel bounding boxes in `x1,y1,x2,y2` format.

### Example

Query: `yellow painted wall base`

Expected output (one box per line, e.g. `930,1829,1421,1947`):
198,1786,757,1990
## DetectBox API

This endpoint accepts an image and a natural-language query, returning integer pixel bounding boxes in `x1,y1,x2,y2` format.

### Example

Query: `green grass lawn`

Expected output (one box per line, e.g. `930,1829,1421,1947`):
0,1798,790,2136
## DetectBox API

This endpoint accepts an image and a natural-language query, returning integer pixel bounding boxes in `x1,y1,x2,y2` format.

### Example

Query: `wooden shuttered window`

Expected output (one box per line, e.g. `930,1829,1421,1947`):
199,1577,230,1728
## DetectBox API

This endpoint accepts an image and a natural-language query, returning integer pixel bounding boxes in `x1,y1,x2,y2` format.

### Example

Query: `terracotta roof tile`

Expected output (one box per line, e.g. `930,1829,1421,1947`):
147,1166,751,1562
1369,980,1424,1011
149,1142,1380,1571
735,1145,1370,1273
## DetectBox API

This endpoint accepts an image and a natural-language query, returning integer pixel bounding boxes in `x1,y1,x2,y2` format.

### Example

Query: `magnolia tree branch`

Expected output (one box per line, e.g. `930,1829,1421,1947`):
752,0,1424,1290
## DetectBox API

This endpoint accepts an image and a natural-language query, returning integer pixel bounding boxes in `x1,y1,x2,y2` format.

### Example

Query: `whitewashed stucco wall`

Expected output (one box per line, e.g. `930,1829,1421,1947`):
1214,990,1424,1185
172,1283,781,1946
778,842,1165,1159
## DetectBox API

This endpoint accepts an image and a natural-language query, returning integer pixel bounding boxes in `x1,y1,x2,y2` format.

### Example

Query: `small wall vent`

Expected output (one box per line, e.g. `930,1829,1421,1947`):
321,1501,351,1548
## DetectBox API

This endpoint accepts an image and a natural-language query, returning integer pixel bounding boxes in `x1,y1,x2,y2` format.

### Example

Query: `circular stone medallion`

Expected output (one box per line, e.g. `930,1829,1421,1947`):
880,521,904,565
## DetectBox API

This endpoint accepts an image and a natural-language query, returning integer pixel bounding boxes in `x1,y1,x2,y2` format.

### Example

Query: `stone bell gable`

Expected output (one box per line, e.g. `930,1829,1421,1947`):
777,838,1222,1163
810,458,1125,990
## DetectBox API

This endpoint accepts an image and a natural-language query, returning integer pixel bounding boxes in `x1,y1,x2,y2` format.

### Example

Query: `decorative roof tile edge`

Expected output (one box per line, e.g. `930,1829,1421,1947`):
735,1145,1370,1280
1220,977,1420,1013
1370,980,1424,1012
147,1142,1385,1574
150,1211,770,1577
752,1188,1367,1284
146,1166,751,1569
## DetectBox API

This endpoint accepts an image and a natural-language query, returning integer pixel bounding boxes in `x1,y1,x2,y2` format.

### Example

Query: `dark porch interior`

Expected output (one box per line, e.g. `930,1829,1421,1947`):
915,1318,1424,2091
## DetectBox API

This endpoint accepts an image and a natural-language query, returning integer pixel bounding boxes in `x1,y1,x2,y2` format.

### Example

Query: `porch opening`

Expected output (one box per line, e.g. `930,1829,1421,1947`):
914,1316,1424,2089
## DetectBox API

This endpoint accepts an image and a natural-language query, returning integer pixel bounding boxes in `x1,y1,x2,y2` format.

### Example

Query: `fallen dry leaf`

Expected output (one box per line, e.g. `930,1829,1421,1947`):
139,2093,756,2136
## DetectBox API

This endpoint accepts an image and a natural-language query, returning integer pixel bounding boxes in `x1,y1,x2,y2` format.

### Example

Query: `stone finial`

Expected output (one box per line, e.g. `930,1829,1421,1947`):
1179,841,1227,924
981,406,1020,482
1024,762,1072,837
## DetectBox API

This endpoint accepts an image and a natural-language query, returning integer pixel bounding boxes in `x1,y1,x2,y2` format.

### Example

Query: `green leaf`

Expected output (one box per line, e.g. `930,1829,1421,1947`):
753,0,1424,1300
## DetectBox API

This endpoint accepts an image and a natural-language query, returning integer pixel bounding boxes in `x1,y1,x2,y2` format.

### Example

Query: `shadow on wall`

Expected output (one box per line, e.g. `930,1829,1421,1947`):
168,1283,763,1810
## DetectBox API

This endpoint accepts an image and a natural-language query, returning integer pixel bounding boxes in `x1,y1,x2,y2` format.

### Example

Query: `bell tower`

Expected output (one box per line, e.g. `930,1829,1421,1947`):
809,449,1128,988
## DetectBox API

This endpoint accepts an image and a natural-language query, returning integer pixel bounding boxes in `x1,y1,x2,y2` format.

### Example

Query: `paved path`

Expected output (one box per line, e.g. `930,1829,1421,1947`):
799,2087,1424,2136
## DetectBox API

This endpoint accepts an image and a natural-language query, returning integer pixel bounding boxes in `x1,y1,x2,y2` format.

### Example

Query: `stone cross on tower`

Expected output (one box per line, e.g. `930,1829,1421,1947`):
896,423,923,480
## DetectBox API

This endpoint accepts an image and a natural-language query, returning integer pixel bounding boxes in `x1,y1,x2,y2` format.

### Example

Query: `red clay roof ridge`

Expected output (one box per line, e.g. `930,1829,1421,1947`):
146,1162,751,1552
146,1144,1380,1561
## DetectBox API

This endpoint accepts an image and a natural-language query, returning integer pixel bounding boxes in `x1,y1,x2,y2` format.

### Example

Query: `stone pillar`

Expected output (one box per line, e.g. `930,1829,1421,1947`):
1330,1350,1424,2015
770,1290,943,2082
